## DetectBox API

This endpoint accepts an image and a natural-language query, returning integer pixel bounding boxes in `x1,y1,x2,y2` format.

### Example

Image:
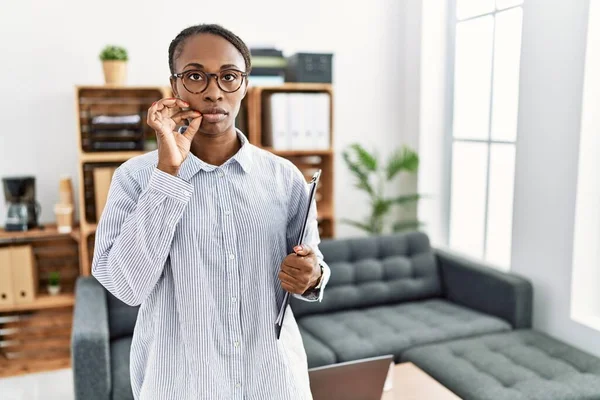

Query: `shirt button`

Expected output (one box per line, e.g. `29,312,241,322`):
234,341,240,348
217,170,225,177
229,254,235,260
224,209,231,216
235,383,241,389
231,297,237,303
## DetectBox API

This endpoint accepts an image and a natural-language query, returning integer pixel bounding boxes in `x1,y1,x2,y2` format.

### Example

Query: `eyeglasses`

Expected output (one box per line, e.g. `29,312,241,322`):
171,69,248,94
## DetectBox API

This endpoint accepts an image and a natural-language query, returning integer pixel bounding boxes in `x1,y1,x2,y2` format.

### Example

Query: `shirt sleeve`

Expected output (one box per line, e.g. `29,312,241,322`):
286,167,331,303
91,166,193,306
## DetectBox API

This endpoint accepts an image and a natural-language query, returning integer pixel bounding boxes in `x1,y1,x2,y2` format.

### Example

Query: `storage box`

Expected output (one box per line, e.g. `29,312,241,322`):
285,53,333,83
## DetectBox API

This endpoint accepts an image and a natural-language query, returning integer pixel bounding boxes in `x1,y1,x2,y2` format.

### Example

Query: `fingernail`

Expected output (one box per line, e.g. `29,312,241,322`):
294,245,302,252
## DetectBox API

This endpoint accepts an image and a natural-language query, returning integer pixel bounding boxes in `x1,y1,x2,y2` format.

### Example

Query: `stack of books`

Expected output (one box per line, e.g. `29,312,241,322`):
249,48,286,86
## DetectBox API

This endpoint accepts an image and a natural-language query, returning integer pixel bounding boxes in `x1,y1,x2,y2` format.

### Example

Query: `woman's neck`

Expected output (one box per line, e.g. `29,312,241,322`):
189,127,241,167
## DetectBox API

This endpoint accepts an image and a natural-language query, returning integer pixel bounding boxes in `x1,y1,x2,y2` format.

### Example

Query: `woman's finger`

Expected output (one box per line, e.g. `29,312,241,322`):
171,110,201,124
155,98,189,111
182,115,202,141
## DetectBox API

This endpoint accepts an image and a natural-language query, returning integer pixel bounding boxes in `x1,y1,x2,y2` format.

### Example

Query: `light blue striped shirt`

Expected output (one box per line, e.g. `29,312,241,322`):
92,130,330,400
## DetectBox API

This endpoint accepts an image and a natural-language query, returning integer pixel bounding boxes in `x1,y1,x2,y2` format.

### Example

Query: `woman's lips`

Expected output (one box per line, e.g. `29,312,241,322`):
201,113,227,123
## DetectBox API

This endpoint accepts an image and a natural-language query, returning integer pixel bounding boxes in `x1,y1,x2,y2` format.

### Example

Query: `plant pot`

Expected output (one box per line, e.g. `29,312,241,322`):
48,285,61,296
102,60,127,85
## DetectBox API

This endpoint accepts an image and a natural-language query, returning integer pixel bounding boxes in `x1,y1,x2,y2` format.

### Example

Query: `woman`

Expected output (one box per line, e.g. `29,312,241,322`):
92,24,330,400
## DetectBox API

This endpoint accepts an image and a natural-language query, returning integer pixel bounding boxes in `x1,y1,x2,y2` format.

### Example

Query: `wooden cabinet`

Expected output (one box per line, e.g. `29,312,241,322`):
0,225,79,377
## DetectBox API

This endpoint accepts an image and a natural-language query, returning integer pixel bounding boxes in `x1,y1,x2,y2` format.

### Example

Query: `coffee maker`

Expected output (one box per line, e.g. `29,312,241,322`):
3,176,41,231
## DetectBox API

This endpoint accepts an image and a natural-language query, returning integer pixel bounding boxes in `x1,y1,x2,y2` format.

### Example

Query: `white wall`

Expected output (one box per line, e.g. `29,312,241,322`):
417,0,449,247
571,0,600,331
511,0,600,357
0,0,418,238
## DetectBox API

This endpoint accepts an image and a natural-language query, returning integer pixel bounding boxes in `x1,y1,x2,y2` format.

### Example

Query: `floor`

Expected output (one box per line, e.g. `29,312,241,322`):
0,368,74,400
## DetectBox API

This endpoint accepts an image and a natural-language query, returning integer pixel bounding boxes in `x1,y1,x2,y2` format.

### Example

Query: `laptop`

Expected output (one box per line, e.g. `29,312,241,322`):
308,355,394,400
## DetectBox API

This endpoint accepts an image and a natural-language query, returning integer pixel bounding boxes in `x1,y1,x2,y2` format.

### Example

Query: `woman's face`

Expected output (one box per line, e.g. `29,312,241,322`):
170,33,247,136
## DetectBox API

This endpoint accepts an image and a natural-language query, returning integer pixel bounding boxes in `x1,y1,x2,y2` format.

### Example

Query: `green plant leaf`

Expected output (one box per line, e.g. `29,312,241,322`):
392,220,424,232
350,143,377,172
339,218,376,234
342,150,374,196
386,146,419,180
99,45,129,61
48,271,60,286
373,199,392,217
389,193,422,205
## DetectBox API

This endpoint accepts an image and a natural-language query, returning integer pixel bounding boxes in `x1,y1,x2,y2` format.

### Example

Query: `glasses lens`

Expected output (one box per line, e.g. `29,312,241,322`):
182,70,207,93
218,70,243,93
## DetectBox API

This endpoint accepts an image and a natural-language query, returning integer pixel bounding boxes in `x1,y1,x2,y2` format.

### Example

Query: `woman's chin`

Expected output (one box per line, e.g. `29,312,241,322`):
199,121,232,136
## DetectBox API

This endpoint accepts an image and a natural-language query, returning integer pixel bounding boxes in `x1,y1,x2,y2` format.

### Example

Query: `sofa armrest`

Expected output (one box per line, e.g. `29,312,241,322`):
71,276,111,400
436,248,533,329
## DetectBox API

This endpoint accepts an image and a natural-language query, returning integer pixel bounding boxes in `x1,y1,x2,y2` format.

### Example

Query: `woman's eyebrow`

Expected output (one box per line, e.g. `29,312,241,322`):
182,62,243,71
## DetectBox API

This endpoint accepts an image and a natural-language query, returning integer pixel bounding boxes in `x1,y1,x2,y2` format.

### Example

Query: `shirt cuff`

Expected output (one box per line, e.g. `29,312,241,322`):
149,167,194,203
293,261,331,303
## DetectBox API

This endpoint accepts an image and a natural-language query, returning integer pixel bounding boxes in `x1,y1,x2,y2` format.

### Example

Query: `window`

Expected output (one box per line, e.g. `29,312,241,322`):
447,0,524,268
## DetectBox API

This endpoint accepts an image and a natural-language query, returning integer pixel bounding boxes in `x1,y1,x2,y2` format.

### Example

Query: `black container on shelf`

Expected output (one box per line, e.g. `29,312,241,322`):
285,53,333,83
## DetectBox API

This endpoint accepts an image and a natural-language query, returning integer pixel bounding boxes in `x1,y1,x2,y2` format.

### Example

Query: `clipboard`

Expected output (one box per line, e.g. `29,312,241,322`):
275,169,322,339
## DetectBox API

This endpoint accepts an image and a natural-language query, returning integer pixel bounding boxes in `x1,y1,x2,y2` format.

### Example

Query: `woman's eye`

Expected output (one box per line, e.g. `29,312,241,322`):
222,73,236,82
188,73,204,81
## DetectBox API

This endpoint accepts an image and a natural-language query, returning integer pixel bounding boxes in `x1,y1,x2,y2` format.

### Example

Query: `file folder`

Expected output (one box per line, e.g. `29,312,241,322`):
0,248,15,307
275,169,322,339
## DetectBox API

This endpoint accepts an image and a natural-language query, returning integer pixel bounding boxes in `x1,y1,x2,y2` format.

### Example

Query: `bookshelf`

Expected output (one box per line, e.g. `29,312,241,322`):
0,224,80,377
244,83,335,238
74,86,171,276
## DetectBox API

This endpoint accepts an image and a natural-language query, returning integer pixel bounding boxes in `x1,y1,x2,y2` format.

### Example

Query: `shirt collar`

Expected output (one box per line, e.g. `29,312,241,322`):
177,128,253,181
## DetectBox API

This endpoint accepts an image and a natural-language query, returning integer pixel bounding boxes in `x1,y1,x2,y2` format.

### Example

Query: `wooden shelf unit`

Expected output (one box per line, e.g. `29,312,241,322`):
244,83,335,238
0,225,80,378
75,86,171,276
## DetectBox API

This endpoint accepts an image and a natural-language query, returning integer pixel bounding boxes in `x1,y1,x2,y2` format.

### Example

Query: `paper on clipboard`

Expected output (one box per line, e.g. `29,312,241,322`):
275,169,322,339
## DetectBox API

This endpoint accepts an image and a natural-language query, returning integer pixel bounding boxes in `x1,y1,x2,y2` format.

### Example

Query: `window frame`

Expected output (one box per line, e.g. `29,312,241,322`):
444,0,524,264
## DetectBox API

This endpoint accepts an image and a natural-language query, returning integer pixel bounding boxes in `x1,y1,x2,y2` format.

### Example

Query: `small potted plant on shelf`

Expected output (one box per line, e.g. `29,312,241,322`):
48,271,61,296
99,45,128,85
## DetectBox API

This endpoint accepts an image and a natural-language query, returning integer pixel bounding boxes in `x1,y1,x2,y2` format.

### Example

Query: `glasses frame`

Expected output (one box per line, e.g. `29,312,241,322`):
170,69,248,94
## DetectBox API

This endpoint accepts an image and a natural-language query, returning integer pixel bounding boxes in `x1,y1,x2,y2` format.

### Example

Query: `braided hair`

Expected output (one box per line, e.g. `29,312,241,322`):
168,24,252,74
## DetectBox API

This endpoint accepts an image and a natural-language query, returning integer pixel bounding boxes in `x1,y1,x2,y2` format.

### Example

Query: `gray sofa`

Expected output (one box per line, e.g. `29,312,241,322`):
72,232,600,400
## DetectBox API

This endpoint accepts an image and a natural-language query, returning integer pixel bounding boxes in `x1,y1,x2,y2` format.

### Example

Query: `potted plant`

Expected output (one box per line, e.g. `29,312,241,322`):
99,45,128,85
341,143,424,235
48,271,61,295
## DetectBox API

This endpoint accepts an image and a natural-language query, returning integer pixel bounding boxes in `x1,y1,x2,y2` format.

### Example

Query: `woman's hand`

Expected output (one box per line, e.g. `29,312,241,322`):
147,98,203,176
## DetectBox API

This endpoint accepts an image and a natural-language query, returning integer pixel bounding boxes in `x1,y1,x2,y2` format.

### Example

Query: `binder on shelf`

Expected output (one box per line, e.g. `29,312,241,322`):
94,167,117,221
10,245,37,304
263,93,289,150
288,93,306,150
314,93,331,150
0,248,15,306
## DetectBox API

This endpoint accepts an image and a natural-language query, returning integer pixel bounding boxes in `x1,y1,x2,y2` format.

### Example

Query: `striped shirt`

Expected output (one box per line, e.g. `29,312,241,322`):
92,130,331,400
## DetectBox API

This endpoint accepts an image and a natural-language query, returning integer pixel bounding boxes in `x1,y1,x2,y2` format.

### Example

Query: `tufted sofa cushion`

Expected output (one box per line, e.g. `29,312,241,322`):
402,330,600,400
299,299,510,365
292,232,441,317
